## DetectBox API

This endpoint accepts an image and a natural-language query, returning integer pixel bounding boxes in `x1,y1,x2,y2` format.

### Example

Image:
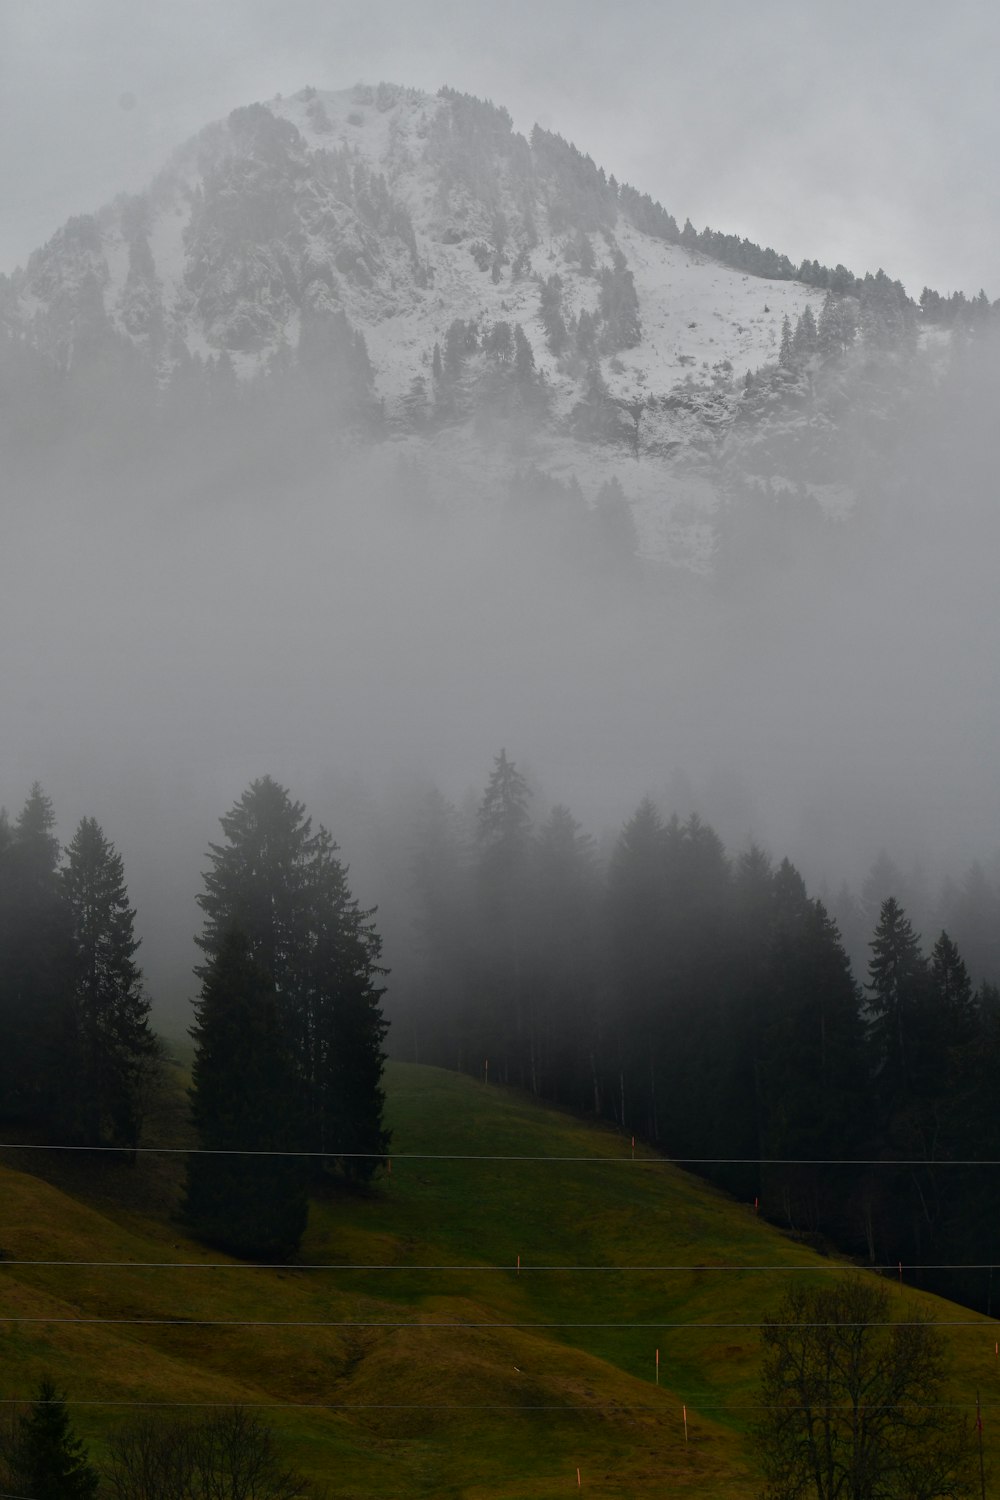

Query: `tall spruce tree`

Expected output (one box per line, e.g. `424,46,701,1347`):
598,253,642,351
927,930,977,1056
722,844,781,1195
758,887,866,1233
866,896,927,1107
0,786,73,1123
184,927,308,1258
530,804,602,1110
866,898,939,1265
914,931,985,1298
792,303,818,356
62,817,158,1150
659,814,733,1164
195,777,389,1183
475,750,534,1088
954,985,1000,1311
408,787,472,1069
607,798,668,1139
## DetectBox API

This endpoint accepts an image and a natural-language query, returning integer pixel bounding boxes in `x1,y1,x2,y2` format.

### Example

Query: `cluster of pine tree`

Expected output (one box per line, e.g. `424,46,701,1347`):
409,315,546,430
617,182,679,243
430,88,535,228
0,777,390,1263
0,787,158,1151
771,273,917,379
530,125,618,234
536,249,640,364
399,753,1000,1313
919,284,995,327
678,219,861,292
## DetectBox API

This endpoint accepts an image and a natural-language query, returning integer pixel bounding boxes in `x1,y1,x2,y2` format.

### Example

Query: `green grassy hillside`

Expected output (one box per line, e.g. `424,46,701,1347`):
1,1062,996,1497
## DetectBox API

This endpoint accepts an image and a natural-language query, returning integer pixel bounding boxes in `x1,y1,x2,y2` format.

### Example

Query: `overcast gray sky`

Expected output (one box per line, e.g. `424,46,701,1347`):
1,0,997,298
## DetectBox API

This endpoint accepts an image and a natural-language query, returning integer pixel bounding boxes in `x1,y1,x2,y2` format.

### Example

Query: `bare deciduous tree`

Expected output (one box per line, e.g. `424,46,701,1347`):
754,1278,976,1500
107,1407,311,1500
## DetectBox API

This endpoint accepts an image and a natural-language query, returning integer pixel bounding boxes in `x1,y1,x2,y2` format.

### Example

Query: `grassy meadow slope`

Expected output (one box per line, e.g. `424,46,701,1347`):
1,1062,997,1497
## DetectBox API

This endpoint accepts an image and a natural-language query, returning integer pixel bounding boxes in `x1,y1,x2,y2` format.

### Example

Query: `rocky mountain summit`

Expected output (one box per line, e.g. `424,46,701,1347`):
1,83,992,565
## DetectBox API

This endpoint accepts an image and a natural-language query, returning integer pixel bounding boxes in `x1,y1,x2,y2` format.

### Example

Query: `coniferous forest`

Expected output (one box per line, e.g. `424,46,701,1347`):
0,777,389,1262
3,757,999,1316
389,750,1000,1318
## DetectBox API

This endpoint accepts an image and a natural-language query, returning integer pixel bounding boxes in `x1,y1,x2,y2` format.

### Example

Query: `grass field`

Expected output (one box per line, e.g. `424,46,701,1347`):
1,1061,997,1497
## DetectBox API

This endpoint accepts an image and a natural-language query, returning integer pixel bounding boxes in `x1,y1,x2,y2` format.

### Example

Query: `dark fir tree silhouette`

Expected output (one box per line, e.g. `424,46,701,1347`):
928,931,977,1054
538,274,568,354
196,776,388,1182
866,896,928,1106
792,303,818,356
719,843,782,1192
529,803,602,1110
950,982,1000,1312
477,749,531,849
909,929,988,1296
606,797,669,1139
758,882,867,1233
3,1377,99,1500
513,323,536,382
657,814,733,1162
62,816,159,1151
865,898,939,1265
861,850,910,931
184,927,308,1258
407,787,472,1070
598,251,642,352
475,750,534,1088
0,785,73,1123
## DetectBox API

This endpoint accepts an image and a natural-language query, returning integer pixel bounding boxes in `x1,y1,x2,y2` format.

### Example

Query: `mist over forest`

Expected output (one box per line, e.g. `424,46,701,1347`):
0,78,996,1066
4,302,1000,1023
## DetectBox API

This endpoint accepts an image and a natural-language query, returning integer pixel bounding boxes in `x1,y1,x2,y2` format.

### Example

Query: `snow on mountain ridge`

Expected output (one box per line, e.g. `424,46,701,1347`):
10,82,821,395
3,82,840,563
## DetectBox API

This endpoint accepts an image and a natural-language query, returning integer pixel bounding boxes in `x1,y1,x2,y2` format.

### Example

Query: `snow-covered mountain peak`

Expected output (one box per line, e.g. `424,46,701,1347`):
10,81,818,377
2,81,948,566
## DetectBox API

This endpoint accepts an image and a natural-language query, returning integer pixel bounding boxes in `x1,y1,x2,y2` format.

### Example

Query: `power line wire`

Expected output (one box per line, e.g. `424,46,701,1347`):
0,1397,992,1413
2,1143,1000,1164
0,1259,996,1272
0,1316,995,1330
